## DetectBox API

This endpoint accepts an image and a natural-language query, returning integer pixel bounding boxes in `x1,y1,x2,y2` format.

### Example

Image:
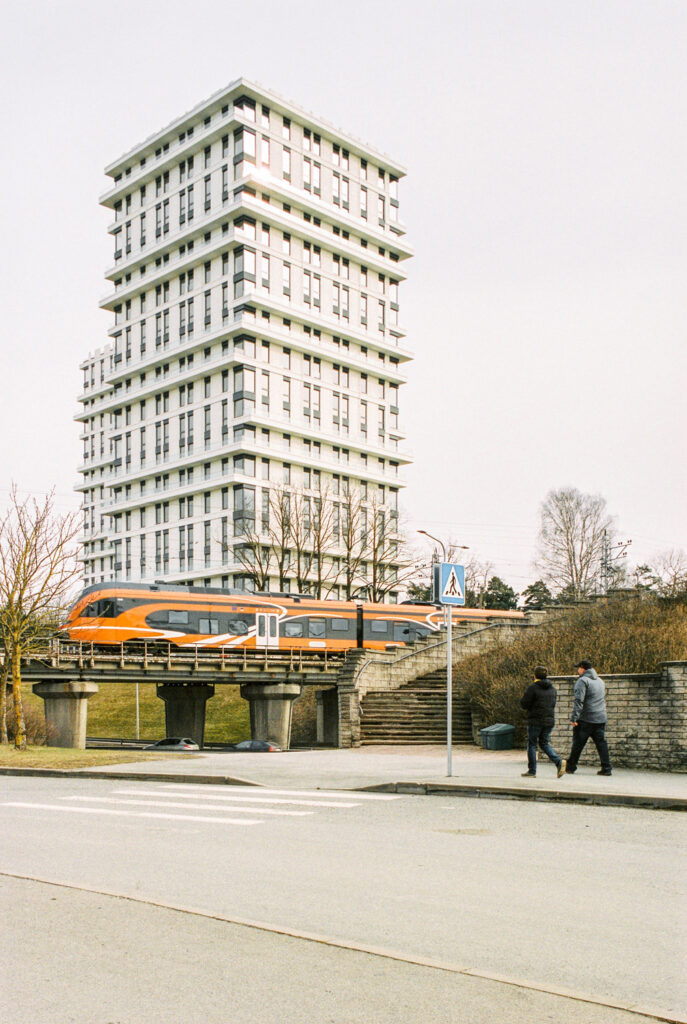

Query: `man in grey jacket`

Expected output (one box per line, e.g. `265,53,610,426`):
566,659,613,775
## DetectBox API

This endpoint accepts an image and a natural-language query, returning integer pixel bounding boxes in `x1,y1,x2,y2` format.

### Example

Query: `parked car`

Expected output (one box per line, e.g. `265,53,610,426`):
227,739,281,752
144,737,200,751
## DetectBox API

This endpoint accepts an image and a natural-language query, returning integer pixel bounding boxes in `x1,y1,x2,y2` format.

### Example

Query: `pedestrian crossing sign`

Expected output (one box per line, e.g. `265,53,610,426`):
436,562,465,606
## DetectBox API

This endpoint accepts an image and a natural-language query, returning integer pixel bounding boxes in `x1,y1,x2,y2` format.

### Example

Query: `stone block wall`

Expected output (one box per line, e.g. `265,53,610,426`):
547,663,687,771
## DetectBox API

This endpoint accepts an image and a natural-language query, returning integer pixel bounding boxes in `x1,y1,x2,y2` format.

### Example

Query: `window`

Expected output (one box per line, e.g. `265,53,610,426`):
199,618,220,635
282,147,291,181
261,135,270,166
309,617,326,638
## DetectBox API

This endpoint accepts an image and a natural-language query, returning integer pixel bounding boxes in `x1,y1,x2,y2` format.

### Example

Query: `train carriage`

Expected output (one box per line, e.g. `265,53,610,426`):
62,582,524,653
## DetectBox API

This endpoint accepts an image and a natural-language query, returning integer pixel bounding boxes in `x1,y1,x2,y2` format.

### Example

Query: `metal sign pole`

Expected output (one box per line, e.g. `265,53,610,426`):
446,604,453,777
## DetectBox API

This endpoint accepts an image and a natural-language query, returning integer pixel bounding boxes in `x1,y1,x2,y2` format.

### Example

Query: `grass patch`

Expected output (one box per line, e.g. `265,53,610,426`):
0,746,192,770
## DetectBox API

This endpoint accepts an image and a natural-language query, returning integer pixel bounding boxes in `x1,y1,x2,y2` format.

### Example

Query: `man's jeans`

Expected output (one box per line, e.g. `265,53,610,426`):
567,721,612,772
527,724,562,774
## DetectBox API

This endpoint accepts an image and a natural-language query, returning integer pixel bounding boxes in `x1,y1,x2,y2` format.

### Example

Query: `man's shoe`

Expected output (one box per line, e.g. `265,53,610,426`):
597,769,612,776
557,759,567,778
565,766,576,773
521,771,536,777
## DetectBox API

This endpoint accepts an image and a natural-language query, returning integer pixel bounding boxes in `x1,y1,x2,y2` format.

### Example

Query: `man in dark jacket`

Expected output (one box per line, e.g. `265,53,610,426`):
520,666,567,778
566,659,613,776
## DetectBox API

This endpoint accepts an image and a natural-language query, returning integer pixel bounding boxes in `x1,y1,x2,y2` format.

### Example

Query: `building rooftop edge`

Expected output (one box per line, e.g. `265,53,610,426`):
104,76,408,180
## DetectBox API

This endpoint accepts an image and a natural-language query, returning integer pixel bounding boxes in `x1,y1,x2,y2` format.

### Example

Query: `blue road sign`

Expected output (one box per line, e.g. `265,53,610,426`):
438,562,465,606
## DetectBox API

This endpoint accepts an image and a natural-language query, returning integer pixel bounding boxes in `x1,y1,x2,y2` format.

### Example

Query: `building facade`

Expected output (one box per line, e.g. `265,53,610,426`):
76,79,412,601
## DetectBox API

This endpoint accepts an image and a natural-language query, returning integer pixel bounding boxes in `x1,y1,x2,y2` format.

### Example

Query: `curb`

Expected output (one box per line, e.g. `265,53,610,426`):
0,768,260,786
358,781,687,811
0,767,684,809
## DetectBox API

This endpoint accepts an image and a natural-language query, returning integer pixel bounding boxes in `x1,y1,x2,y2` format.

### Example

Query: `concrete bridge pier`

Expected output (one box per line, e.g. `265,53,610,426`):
32,680,99,749
240,682,303,750
156,683,215,747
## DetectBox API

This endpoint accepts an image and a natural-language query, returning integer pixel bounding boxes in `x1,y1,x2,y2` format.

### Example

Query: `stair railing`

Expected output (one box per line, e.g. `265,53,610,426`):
354,622,513,697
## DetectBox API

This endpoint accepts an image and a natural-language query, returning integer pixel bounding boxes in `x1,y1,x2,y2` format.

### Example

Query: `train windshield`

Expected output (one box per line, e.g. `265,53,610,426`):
81,598,119,618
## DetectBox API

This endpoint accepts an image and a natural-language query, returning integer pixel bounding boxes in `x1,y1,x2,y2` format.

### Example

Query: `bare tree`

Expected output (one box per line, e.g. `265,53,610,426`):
288,490,315,593
535,487,614,599
232,522,273,591
647,549,687,597
365,497,421,602
269,487,294,591
463,554,495,608
308,489,339,598
337,486,368,599
0,486,81,748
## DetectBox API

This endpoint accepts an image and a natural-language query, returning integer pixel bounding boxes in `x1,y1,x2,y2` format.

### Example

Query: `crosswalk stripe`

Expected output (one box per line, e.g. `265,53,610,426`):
2,802,261,826
64,796,312,817
111,788,358,808
159,783,402,801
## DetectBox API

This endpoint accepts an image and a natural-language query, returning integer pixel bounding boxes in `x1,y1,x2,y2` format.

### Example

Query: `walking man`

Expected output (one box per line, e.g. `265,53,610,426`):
566,659,613,776
520,666,567,778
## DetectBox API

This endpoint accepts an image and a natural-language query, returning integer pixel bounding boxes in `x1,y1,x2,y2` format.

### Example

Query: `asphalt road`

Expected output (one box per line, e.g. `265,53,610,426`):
0,775,684,1024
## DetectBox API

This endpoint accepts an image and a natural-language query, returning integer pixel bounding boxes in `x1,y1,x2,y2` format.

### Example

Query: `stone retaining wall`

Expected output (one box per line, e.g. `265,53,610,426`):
546,663,687,772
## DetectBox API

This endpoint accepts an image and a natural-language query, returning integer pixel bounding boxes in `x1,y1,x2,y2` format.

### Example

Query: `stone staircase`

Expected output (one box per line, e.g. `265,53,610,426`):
360,669,474,745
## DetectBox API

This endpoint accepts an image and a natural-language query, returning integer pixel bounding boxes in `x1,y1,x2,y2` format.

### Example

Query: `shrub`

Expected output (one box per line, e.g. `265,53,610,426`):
458,594,687,741
4,699,53,746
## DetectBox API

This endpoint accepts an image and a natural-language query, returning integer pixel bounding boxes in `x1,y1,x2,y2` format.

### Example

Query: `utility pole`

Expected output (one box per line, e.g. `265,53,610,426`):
599,530,632,594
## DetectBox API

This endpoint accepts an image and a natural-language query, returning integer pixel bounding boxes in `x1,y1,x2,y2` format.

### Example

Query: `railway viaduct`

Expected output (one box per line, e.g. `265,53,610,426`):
20,618,536,751
20,642,350,750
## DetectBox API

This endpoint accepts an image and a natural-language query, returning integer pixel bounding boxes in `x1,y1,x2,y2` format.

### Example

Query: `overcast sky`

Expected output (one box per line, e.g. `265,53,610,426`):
1,0,685,591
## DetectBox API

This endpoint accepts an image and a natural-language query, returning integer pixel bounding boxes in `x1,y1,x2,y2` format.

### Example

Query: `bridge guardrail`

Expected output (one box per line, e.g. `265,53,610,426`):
17,638,348,674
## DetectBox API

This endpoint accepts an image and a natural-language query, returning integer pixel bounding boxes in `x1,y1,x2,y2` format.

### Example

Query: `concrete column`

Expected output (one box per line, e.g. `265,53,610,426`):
156,683,215,748
32,680,99,749
316,688,339,746
240,682,303,750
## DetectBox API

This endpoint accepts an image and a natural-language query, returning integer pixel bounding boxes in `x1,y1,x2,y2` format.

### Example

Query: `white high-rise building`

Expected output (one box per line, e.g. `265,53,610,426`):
76,79,412,601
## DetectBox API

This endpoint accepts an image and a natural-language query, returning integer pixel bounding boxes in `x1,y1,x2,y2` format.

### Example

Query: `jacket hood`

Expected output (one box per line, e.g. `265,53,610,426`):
535,679,553,689
581,668,600,681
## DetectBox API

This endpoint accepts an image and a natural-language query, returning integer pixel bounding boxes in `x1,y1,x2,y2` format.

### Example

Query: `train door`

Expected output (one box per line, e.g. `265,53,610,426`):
256,612,279,649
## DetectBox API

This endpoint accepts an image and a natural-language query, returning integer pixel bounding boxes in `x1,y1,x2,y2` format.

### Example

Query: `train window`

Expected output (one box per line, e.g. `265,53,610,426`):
168,610,189,625
199,618,219,634
329,618,350,632
393,622,411,642
227,618,249,635
308,617,326,638
283,621,304,637
83,599,118,618
370,619,388,633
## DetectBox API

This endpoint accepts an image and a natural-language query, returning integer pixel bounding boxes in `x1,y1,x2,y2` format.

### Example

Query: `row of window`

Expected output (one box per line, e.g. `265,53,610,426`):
112,95,398,209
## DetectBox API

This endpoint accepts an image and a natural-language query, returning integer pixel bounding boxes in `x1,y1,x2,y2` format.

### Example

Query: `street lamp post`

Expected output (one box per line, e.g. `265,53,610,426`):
417,531,469,777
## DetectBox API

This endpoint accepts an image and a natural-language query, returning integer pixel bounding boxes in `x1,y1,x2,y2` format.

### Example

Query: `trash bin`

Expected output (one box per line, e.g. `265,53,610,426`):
480,723,515,750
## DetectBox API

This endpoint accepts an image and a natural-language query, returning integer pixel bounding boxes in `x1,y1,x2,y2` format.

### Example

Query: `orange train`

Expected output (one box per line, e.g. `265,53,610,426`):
62,582,524,653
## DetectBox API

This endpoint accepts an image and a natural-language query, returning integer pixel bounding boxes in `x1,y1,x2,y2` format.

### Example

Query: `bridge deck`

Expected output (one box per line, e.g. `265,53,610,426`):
16,640,349,685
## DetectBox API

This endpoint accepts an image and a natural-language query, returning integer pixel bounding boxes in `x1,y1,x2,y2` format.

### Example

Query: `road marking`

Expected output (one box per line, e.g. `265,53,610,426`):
110,788,359,808
159,783,402,801
2,802,261,826
64,796,312,817
0,869,681,1024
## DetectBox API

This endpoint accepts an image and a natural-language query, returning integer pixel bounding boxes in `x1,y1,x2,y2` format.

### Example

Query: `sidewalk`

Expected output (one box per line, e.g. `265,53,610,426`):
48,744,687,811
